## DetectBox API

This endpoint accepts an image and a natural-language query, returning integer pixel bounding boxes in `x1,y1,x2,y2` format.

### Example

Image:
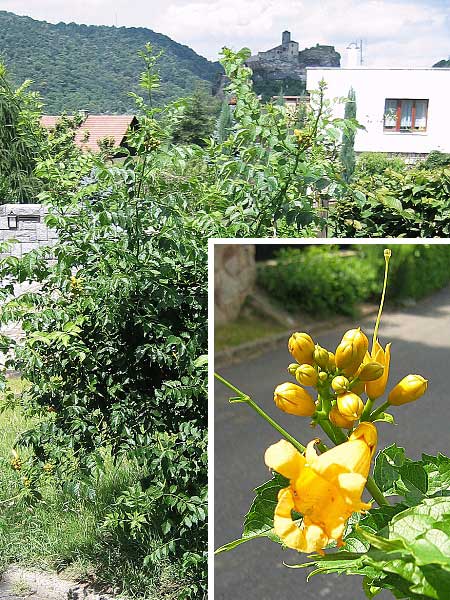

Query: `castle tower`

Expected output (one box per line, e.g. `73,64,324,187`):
282,30,291,46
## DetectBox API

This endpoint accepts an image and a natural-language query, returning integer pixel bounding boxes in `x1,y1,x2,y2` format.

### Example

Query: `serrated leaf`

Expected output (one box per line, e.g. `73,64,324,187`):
374,444,406,494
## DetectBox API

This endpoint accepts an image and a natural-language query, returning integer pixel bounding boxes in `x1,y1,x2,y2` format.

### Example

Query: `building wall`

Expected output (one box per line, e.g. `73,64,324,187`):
214,245,256,325
0,204,57,258
306,68,450,154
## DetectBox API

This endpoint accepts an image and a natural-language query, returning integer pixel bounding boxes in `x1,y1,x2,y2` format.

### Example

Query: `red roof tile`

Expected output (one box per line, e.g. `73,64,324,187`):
40,114,136,153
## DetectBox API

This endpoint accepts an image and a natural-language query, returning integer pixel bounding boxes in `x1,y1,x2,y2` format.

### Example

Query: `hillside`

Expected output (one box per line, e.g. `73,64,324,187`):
433,58,450,68
0,11,222,114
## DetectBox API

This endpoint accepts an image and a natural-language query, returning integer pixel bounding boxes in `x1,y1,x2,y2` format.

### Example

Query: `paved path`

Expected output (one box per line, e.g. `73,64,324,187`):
214,286,450,600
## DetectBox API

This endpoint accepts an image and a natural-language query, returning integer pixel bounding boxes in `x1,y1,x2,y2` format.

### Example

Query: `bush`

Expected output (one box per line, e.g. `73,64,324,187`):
355,152,407,177
421,150,450,170
333,164,450,237
257,246,379,317
358,244,450,302
0,46,217,599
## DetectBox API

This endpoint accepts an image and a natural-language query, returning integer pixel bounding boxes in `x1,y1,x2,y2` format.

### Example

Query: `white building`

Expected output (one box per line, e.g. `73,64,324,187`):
306,67,450,159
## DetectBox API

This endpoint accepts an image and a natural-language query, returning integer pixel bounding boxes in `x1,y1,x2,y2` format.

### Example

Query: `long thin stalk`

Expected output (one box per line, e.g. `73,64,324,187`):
214,373,305,453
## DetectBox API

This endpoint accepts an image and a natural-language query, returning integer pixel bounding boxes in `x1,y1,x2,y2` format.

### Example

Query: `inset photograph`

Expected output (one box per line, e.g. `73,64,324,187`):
213,241,450,600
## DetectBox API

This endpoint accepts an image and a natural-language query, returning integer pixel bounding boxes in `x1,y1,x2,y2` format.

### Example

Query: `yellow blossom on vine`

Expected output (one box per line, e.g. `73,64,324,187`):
365,341,391,399
264,422,377,553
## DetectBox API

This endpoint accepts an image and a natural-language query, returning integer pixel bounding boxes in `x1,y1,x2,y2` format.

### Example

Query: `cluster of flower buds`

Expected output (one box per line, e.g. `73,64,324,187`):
273,325,428,430
11,449,22,471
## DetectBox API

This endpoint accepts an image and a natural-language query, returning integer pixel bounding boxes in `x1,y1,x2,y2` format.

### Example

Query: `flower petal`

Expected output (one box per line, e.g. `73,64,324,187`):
264,439,305,480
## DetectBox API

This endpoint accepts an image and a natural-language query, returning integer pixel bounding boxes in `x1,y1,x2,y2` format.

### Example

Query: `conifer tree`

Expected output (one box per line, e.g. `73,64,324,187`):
340,87,357,183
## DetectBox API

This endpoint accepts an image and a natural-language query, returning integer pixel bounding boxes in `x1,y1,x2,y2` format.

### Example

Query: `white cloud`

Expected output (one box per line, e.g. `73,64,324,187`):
0,0,449,66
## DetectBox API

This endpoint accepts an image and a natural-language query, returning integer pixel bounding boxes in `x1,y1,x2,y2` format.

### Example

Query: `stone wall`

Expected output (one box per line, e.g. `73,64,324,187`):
0,204,57,257
214,244,256,325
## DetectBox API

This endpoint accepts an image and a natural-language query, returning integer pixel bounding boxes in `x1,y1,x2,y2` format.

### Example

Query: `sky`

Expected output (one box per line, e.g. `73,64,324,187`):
1,0,450,67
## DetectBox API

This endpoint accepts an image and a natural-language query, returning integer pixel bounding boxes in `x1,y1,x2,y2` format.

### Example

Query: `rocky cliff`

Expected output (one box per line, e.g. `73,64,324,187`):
248,44,340,98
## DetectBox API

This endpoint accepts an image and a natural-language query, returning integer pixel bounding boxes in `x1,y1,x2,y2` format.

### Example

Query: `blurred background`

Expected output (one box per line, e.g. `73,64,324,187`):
214,242,450,600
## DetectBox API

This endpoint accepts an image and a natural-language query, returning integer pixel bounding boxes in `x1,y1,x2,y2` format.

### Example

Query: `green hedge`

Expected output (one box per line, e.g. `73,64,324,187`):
258,245,450,319
257,246,379,317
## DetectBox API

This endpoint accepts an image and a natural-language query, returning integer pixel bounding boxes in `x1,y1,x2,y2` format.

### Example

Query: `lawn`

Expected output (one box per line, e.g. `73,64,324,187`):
0,378,182,599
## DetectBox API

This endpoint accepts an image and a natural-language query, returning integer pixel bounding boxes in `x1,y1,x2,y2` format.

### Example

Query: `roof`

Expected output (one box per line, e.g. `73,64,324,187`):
41,114,137,152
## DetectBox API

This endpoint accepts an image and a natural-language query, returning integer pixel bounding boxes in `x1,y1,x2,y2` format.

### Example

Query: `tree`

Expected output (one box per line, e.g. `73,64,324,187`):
172,85,219,146
215,98,233,142
340,87,357,183
0,63,45,202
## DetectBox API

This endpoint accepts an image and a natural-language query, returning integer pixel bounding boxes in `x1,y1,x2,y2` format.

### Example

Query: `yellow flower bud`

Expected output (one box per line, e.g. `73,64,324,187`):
274,382,316,417
358,362,384,382
295,364,318,387
318,371,328,382
329,405,355,429
351,380,366,395
337,392,364,420
287,363,300,377
328,352,336,369
335,328,369,375
313,345,330,369
331,376,349,394
388,375,428,406
288,333,315,366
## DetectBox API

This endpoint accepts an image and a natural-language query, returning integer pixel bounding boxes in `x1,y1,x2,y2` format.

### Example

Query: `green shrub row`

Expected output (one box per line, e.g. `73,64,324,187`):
258,245,450,319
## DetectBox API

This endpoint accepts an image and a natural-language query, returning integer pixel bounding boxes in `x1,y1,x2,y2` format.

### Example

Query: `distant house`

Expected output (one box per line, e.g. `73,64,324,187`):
306,66,450,160
41,114,138,153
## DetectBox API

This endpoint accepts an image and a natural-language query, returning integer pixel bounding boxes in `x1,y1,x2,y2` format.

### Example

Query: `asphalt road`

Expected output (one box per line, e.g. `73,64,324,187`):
214,285,450,600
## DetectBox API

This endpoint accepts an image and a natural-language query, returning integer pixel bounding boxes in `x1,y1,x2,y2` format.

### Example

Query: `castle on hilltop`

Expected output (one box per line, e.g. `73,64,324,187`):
245,31,341,96
257,31,300,62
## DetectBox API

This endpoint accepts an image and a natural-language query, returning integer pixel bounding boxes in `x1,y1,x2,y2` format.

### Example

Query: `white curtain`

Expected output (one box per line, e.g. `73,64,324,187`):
384,99,397,128
414,100,427,129
400,100,413,129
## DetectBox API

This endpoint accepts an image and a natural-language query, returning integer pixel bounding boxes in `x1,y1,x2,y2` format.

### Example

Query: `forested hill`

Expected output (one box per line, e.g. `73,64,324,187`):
433,58,450,68
0,11,222,113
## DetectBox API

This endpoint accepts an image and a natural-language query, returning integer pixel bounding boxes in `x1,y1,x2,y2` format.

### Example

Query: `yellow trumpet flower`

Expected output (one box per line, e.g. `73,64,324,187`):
365,341,391,399
264,422,377,553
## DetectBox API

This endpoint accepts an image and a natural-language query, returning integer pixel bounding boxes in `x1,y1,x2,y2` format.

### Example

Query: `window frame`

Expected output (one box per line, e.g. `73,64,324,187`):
383,98,429,133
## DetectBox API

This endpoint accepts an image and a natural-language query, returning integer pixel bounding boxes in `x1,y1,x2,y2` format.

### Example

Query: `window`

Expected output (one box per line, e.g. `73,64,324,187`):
383,99,428,132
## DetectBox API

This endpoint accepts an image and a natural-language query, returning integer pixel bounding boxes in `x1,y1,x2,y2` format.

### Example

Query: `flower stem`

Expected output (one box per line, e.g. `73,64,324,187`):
366,475,390,506
360,397,374,421
214,372,306,453
369,400,390,421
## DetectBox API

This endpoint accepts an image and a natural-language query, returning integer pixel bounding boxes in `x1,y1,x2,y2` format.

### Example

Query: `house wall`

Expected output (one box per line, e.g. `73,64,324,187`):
0,204,57,258
306,68,450,155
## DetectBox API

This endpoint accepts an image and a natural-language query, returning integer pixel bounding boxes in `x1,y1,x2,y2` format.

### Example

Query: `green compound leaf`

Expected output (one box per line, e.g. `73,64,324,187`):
373,444,406,494
215,471,288,554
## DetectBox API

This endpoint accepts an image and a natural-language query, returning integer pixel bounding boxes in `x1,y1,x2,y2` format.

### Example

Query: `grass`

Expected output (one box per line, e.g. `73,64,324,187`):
215,310,286,352
0,377,185,600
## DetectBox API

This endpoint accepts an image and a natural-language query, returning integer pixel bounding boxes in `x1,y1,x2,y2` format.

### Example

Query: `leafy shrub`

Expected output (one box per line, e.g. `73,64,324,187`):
421,150,450,170
0,46,217,599
257,246,379,317
355,152,406,177
333,165,450,237
358,244,450,302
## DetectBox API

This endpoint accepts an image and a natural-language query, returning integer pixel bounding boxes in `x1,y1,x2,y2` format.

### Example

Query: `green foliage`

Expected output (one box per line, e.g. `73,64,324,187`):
215,98,233,143
206,49,358,236
0,10,221,113
172,85,220,146
333,161,450,237
421,150,450,170
222,447,450,600
0,63,45,202
253,77,306,102
355,152,407,177
340,88,357,183
0,46,224,599
257,246,379,317
300,448,450,600
216,472,287,553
